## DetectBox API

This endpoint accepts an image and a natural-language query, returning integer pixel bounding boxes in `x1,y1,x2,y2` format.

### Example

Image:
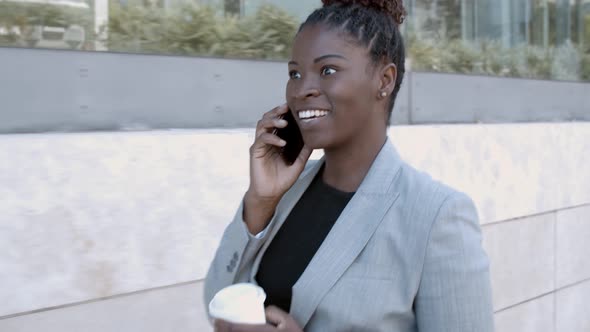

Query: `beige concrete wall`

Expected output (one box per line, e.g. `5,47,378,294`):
484,205,590,331
1,123,589,331
0,281,212,332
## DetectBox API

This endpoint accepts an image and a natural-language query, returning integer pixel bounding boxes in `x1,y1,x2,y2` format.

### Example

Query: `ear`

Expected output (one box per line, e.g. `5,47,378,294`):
377,63,397,99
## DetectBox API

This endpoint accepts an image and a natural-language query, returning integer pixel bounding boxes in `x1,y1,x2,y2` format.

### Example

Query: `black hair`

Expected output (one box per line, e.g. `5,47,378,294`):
299,0,407,125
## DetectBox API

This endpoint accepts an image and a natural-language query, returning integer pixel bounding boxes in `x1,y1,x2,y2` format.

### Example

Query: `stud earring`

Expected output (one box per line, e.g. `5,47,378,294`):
380,91,387,98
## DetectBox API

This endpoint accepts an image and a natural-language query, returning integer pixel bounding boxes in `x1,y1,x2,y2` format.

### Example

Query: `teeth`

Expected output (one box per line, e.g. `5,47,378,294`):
298,110,329,119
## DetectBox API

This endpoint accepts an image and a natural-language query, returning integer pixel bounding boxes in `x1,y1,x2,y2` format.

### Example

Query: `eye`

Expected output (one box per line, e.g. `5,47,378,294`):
289,70,301,79
321,66,337,76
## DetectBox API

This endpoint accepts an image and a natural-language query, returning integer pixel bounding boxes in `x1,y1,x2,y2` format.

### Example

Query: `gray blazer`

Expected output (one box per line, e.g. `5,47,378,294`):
204,138,494,332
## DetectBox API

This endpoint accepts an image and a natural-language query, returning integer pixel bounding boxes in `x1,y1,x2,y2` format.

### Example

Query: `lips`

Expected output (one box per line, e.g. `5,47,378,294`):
297,109,330,120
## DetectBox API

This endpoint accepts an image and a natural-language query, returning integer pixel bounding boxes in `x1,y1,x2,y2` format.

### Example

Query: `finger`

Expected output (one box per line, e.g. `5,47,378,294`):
225,323,278,332
266,306,303,331
264,305,289,327
258,132,286,148
249,134,285,160
262,104,289,119
256,118,288,138
213,319,231,332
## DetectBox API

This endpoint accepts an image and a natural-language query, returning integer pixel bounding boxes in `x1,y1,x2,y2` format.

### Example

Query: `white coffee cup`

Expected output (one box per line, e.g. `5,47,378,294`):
209,283,267,324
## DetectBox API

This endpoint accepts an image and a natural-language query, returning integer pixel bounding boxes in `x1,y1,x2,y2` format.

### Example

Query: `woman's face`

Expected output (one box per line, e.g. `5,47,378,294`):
286,24,384,150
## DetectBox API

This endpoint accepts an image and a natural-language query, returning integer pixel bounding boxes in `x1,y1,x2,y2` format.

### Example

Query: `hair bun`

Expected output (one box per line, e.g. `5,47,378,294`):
321,0,406,25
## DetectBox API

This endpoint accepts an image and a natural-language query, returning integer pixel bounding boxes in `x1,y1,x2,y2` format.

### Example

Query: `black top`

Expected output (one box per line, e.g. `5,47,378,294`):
255,167,355,312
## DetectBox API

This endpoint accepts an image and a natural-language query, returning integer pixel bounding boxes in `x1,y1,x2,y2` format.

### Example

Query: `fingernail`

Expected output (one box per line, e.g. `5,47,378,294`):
279,139,286,146
278,119,288,126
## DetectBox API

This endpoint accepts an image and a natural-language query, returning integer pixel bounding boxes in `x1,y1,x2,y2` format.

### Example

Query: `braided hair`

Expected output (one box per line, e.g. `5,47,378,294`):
299,0,407,124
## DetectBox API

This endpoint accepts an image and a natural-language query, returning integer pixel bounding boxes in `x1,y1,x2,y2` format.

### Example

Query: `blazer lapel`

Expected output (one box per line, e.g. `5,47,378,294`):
290,139,403,327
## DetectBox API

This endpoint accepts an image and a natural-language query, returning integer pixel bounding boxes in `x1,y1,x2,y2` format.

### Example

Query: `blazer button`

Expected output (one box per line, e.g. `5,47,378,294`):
226,264,233,273
233,252,239,260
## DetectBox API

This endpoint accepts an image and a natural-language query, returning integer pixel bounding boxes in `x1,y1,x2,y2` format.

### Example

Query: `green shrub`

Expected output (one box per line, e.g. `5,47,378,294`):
106,3,221,55
439,40,479,74
208,4,297,59
105,2,297,59
405,34,584,81
106,4,169,53
581,53,590,81
523,46,553,79
157,4,219,55
406,35,441,72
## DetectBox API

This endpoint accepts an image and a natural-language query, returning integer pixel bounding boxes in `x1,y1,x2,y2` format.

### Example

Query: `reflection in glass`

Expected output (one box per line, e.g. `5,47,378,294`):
407,0,590,81
0,0,95,49
0,0,589,81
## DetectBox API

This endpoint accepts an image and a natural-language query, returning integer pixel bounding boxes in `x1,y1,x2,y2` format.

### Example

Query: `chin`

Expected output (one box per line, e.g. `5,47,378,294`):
302,133,334,151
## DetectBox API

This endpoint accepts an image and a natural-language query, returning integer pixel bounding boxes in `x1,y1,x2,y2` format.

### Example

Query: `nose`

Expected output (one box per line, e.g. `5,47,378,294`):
297,88,320,99
294,78,321,100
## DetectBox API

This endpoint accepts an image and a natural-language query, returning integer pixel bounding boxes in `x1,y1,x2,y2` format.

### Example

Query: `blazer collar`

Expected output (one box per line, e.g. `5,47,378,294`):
291,138,403,327
302,137,404,195
353,137,403,195
251,138,404,327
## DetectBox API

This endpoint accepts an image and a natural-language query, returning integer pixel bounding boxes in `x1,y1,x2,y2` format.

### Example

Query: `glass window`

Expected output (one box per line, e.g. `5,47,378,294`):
407,0,590,81
0,0,95,50
0,0,309,58
1,0,589,81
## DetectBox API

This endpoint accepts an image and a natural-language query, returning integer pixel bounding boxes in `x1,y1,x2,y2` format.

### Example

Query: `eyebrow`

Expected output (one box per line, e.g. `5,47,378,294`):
288,54,348,66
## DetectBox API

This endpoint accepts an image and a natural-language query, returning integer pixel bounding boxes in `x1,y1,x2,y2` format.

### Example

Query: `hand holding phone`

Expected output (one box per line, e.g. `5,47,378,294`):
244,104,312,234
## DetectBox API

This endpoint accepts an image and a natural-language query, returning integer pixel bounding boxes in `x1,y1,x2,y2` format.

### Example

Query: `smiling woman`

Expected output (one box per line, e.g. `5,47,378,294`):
204,1,495,331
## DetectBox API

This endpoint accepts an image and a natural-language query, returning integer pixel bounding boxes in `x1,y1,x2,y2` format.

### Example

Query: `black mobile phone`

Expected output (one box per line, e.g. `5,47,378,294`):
274,109,304,165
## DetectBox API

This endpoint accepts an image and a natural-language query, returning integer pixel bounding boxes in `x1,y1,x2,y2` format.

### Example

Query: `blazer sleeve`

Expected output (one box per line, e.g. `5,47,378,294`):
415,192,495,332
202,199,276,318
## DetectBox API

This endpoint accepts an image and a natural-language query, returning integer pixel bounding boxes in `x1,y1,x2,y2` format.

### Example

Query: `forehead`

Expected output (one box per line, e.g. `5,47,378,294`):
291,24,370,62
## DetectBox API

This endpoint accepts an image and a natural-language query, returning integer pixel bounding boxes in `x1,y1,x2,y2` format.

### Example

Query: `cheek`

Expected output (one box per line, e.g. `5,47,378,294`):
285,81,294,101
327,77,375,115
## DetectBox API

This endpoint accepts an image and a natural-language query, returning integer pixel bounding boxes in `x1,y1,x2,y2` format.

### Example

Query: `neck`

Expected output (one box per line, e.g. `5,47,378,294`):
321,128,387,193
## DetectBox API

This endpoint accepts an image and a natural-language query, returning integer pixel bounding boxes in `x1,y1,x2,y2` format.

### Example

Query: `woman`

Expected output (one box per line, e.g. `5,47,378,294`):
204,0,494,331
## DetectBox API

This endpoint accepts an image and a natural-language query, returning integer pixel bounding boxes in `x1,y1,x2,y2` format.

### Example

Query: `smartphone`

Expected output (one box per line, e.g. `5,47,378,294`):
274,109,304,165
